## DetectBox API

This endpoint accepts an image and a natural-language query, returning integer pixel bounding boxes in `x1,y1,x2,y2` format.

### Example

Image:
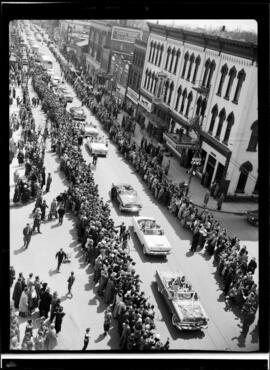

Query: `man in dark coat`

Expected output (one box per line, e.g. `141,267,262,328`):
55,306,66,334
247,257,257,275
55,248,67,272
45,173,52,192
39,287,52,319
58,203,65,225
12,278,23,309
190,228,201,252
23,223,32,249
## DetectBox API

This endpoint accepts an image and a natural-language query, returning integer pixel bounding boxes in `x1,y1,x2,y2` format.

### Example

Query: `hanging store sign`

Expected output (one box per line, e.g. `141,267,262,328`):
138,95,152,112
126,87,139,105
111,26,142,44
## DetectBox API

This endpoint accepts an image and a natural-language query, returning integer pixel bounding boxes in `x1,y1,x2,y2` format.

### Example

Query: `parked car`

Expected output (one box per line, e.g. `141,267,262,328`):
156,269,209,331
111,183,142,214
70,106,86,121
86,136,108,157
246,209,258,226
132,216,171,256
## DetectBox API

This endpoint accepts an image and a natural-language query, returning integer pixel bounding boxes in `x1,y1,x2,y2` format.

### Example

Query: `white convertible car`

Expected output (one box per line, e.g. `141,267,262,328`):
86,136,108,157
132,216,172,256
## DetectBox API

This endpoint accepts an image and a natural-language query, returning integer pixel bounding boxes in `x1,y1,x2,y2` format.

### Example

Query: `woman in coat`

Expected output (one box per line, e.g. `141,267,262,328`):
12,278,23,309
54,306,66,334
19,287,29,317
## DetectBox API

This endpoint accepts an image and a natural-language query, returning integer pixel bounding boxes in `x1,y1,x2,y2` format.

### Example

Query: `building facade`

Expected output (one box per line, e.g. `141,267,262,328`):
141,23,257,198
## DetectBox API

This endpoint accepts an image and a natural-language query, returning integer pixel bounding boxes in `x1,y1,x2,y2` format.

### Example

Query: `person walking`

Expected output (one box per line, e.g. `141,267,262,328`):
217,193,225,211
49,198,58,220
23,223,32,249
12,278,23,309
203,190,210,208
190,228,201,253
82,328,90,351
55,248,67,272
45,173,52,192
54,306,65,335
32,208,42,234
40,200,49,221
103,307,112,336
67,272,75,297
58,202,65,225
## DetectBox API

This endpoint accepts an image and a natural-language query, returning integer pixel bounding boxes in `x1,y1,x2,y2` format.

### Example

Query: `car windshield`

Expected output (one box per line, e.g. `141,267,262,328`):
144,228,164,236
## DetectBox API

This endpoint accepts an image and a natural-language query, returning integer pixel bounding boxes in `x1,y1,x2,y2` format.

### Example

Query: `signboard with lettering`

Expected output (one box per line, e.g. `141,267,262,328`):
111,26,142,44
127,87,139,104
139,96,152,112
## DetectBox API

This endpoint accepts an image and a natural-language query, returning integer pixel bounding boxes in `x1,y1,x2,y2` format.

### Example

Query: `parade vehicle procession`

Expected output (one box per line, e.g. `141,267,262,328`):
9,19,258,351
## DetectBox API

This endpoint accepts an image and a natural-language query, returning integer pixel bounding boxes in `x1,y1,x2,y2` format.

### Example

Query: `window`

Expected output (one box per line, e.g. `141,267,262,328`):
215,108,226,140
155,43,160,65
137,75,141,90
206,60,216,88
195,96,202,115
173,49,181,74
202,58,211,86
186,53,195,81
233,69,246,104
192,55,201,83
180,88,187,113
165,46,171,70
151,42,157,64
146,70,151,90
185,91,193,117
253,176,259,194
167,81,174,105
224,66,237,100
217,63,228,96
163,80,170,103
158,44,164,66
153,76,158,94
175,85,182,111
235,161,253,193
169,47,176,73
208,104,218,134
144,69,148,88
223,112,234,145
149,41,153,62
247,120,258,151
150,72,155,93
181,52,189,78
200,98,207,117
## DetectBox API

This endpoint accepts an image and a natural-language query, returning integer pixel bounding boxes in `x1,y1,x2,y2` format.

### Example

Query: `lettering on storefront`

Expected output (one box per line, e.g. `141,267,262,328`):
127,88,139,105
139,96,152,112
111,26,142,44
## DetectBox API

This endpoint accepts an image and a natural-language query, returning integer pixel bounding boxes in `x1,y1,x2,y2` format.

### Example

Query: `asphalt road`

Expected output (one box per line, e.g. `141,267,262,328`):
10,30,259,351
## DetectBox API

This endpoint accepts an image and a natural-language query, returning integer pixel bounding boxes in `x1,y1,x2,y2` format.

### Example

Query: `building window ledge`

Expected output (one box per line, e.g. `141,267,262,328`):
235,190,245,194
232,100,239,105
222,140,228,146
224,96,230,101
216,92,221,97
208,130,213,135
215,135,220,141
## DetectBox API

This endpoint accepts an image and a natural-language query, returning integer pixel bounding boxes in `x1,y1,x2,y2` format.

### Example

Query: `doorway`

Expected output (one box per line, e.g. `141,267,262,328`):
214,162,225,184
205,155,216,188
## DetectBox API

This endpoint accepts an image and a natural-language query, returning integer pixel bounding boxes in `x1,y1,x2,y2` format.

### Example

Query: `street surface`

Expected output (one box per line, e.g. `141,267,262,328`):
10,33,259,351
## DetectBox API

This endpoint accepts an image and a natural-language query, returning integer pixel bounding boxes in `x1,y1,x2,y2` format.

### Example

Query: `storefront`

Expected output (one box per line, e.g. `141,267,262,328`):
125,87,139,117
115,83,127,106
137,95,153,130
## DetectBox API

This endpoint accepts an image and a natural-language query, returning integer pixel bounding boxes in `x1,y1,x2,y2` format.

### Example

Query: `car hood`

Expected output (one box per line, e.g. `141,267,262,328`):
143,235,171,250
90,143,108,150
119,193,139,205
173,300,206,322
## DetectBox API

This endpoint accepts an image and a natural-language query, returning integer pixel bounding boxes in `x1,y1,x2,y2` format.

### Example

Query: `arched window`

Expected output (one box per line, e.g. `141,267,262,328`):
185,91,193,117
247,120,258,151
165,46,171,70
169,48,176,72
186,53,195,81
195,96,202,115
151,42,157,64
208,104,218,134
146,70,151,90
217,63,228,96
206,60,216,88
224,66,237,100
144,69,148,88
163,80,170,103
155,44,160,65
168,81,174,105
175,85,182,111
215,108,226,140
192,55,201,83
233,69,246,104
173,49,181,74
150,71,155,93
148,41,153,62
236,161,253,193
223,112,234,145
153,76,158,94
180,88,187,113
158,44,164,66
200,98,207,117
181,52,189,78
202,58,211,86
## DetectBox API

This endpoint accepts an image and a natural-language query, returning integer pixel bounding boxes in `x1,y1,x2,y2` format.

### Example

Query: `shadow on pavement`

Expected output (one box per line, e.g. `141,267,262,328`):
48,268,58,276
60,294,69,303
94,333,106,343
51,223,61,229
14,246,27,255
185,250,194,257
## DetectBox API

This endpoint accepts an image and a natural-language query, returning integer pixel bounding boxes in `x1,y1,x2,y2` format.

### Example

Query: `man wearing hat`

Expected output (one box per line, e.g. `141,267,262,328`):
32,208,42,234
23,223,32,249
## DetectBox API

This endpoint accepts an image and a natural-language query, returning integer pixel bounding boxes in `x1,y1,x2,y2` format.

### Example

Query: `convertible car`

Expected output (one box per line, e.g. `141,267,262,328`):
86,136,108,157
111,183,142,213
70,106,86,121
156,269,209,331
132,216,172,256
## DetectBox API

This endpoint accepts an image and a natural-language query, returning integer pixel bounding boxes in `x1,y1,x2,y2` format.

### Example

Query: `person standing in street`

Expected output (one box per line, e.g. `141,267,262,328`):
103,307,112,336
92,153,98,167
23,223,32,249
40,200,49,221
82,328,90,351
55,248,67,272
203,190,210,209
217,193,225,211
45,173,52,192
12,278,23,309
58,202,65,225
32,208,42,234
67,271,75,297
54,306,66,335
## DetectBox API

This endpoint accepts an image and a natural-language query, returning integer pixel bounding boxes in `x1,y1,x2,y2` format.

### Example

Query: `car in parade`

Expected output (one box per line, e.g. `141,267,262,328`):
86,135,109,157
111,183,142,214
57,86,73,103
246,209,259,226
156,269,209,331
69,106,86,121
132,216,172,256
82,123,99,138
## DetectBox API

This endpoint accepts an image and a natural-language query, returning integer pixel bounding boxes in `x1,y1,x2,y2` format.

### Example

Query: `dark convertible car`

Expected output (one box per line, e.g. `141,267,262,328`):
111,183,142,213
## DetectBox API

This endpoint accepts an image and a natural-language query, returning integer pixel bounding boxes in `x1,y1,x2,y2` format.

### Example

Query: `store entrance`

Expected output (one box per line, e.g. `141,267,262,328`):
214,162,225,184
205,155,216,188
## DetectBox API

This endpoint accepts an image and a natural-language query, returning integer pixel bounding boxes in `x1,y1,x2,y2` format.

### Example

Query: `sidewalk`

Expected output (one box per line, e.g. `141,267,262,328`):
115,112,257,216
